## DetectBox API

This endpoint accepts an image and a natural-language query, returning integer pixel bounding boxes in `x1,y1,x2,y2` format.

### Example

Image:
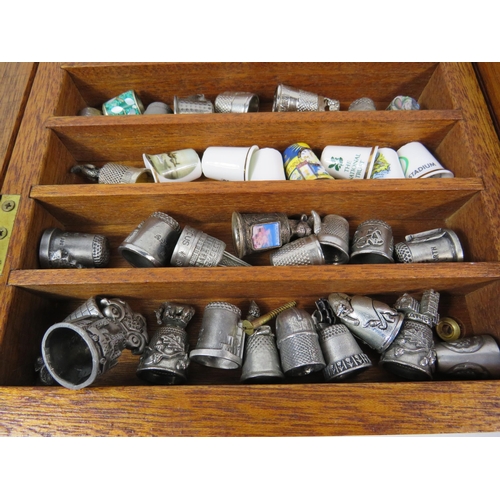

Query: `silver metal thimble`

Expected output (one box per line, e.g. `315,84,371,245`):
273,84,340,112
78,107,102,116
435,335,500,379
215,91,260,113
319,324,372,381
328,292,404,353
35,356,56,385
119,212,181,267
394,228,464,263
275,307,325,376
170,225,250,268
270,235,325,266
70,163,153,184
39,228,110,269
144,101,173,114
350,219,394,264
317,214,350,264
173,94,214,114
137,302,195,385
240,325,285,383
190,301,245,369
348,97,376,111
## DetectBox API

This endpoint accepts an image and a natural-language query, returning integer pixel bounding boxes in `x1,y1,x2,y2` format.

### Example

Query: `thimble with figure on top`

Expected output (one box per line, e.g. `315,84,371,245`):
350,219,394,264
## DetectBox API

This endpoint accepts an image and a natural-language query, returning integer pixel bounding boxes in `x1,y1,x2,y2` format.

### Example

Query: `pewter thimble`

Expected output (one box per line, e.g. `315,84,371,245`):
317,214,350,264
98,162,153,184
435,335,500,379
173,94,214,114
319,324,372,381
394,228,464,263
328,293,404,353
272,84,340,112
39,228,110,269
350,219,394,264
215,92,260,113
348,97,376,111
270,235,325,266
78,107,102,116
137,302,195,385
240,326,285,383
119,212,181,267
144,101,173,114
190,302,245,369
35,356,56,385
387,96,420,110
275,307,325,376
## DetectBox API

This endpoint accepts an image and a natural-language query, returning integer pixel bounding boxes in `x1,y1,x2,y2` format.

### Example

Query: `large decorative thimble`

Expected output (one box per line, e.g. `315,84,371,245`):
190,302,245,369
272,84,340,112
394,228,464,263
215,92,260,113
171,225,250,268
41,296,148,390
318,324,372,381
348,97,376,111
328,293,404,353
350,219,394,264
102,90,145,115
317,214,350,264
270,235,325,266
435,335,500,379
275,307,325,376
70,163,153,184
39,228,110,269
240,326,285,383
119,212,181,267
173,94,214,114
137,302,195,385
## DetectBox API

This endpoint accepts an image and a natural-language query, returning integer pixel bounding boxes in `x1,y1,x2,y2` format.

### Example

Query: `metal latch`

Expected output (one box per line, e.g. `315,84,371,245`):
0,194,21,275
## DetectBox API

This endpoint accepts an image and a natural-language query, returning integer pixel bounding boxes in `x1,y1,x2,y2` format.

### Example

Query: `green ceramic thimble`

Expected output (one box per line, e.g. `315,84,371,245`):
102,90,145,115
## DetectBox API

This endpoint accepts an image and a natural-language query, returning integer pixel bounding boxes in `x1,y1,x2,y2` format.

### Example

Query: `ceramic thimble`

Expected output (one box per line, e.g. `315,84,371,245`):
39,228,110,269
190,302,245,369
119,212,181,267
387,96,420,110
348,97,376,111
319,324,372,381
215,92,260,113
435,335,500,379
317,214,350,264
240,326,285,383
394,228,464,263
136,302,195,385
283,142,334,181
272,84,340,112
350,219,394,264
275,307,326,376
143,149,202,183
144,101,173,114
270,235,325,266
102,90,144,115
173,94,214,114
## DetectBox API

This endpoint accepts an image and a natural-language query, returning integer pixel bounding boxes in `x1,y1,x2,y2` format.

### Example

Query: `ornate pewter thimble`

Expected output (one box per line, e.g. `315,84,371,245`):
394,228,464,263
119,212,181,267
137,302,195,385
387,96,420,110
312,297,337,331
41,296,148,389
39,228,110,269
35,356,56,385
190,302,245,369
231,211,318,259
350,219,394,264
272,84,340,112
435,335,500,379
348,97,376,111
215,92,260,113
102,90,145,115
319,324,372,381
144,101,173,114
328,292,404,353
70,163,153,184
171,225,250,268
275,307,325,376
270,235,325,266
173,94,214,114
317,214,350,264
240,326,285,383
78,107,102,116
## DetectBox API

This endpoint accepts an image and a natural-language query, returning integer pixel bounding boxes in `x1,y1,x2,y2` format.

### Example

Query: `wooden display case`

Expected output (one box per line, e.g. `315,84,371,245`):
1,62,500,436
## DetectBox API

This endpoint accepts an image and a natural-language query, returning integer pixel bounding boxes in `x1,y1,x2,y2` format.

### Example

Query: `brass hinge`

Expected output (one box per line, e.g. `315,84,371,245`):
0,194,21,275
